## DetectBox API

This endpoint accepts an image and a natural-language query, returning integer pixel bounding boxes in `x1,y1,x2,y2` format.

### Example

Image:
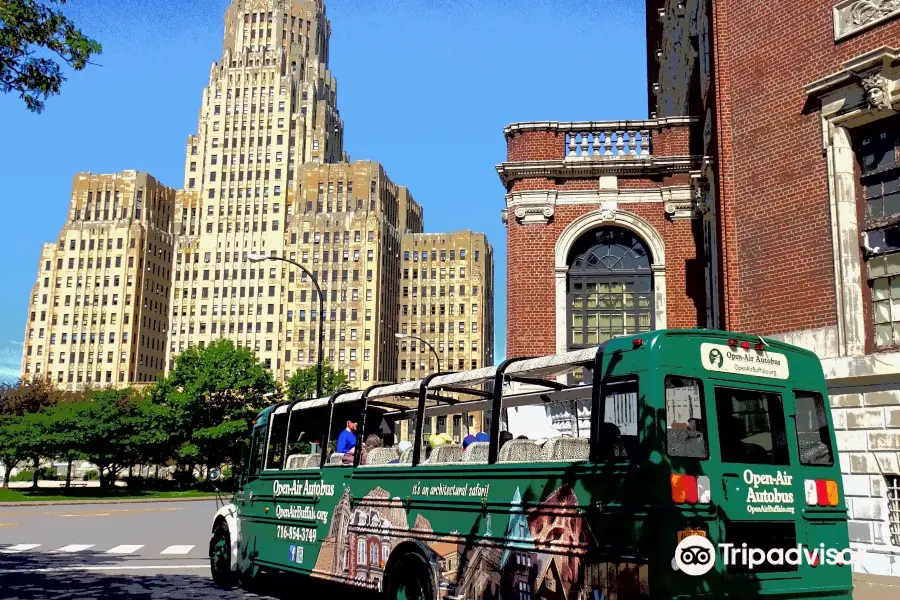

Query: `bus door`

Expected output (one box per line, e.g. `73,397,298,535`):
703,379,806,576
237,422,268,570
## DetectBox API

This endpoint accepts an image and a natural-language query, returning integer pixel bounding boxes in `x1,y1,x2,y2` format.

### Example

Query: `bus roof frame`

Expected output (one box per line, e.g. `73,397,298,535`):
354,382,407,468
319,388,363,468
411,371,456,466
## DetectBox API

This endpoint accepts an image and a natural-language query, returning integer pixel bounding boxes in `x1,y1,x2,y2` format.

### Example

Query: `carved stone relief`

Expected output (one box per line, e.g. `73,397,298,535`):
513,205,554,225
861,72,893,110
834,0,900,41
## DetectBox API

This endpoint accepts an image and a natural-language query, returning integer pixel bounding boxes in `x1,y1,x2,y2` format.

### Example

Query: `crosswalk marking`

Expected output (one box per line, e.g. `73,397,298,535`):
0,544,41,553
104,545,144,554
0,543,197,555
160,545,195,555
52,544,95,553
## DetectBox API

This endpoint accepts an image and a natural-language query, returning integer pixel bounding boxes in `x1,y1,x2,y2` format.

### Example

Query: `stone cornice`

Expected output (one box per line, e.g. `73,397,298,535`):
804,46,900,96
495,156,703,187
504,186,698,224
505,186,692,209
503,116,698,137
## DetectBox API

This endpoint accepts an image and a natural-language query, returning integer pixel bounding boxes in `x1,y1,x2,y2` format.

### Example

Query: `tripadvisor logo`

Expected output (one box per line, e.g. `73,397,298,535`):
673,535,862,576
708,348,724,368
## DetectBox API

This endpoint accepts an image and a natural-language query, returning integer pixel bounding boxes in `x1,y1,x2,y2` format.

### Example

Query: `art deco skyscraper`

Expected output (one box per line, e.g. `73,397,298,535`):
167,0,345,371
22,171,176,389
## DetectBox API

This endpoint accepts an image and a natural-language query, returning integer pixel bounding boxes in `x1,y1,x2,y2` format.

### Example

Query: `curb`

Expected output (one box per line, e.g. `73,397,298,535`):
0,495,219,507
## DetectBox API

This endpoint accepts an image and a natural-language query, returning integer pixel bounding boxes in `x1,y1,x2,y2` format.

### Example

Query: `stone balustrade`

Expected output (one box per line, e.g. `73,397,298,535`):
565,130,651,159
502,117,695,164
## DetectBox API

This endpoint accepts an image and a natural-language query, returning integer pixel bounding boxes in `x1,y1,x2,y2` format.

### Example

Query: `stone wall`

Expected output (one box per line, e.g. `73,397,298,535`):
831,387,900,576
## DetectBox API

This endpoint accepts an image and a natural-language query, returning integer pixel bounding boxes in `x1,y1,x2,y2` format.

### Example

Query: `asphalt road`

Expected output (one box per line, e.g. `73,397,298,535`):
0,499,364,599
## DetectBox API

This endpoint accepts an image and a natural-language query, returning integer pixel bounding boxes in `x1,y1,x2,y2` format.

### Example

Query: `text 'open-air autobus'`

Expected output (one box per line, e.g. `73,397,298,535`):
209,328,852,600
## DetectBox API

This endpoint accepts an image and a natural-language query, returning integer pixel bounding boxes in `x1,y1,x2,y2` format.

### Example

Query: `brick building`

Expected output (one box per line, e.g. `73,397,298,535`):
501,0,900,585
664,0,900,583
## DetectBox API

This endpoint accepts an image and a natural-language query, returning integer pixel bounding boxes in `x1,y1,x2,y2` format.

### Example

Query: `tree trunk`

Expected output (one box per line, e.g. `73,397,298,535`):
31,457,39,489
65,459,73,490
155,464,159,479
1,462,11,489
128,465,133,477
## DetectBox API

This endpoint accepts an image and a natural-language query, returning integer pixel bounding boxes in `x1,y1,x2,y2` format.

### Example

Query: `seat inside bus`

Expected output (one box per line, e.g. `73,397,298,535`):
285,453,320,469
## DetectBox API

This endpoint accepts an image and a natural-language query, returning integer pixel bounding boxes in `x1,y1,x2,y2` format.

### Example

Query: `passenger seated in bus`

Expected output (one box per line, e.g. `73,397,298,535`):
499,430,513,450
720,416,767,463
426,433,453,461
388,440,412,464
598,422,628,459
462,434,476,450
342,433,382,466
475,431,489,443
336,415,359,455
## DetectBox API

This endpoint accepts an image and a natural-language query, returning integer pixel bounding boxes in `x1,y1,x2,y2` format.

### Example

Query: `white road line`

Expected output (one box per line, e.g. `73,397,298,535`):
0,564,209,574
0,544,40,553
105,545,144,554
160,545,195,555
51,544,95,553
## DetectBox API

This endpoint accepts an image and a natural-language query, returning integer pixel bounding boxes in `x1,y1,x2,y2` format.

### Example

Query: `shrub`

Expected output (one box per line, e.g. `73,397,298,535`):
83,470,99,481
12,467,58,482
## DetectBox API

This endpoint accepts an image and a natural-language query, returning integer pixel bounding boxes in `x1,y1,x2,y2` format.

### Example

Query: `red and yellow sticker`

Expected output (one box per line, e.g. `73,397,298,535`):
677,528,706,543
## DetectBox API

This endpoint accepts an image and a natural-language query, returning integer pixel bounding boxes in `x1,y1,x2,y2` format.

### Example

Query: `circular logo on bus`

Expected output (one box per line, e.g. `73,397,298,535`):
708,348,724,368
674,535,716,576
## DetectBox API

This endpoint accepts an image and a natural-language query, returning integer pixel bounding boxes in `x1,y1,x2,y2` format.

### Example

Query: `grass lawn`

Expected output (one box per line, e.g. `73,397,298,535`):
0,487,219,503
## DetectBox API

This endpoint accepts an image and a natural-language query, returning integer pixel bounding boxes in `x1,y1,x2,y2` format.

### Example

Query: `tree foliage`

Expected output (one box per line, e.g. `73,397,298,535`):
285,360,350,401
0,0,102,112
151,339,276,467
0,341,279,488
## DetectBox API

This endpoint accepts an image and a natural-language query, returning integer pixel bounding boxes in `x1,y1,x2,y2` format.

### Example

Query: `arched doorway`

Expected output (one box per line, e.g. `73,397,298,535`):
566,226,654,349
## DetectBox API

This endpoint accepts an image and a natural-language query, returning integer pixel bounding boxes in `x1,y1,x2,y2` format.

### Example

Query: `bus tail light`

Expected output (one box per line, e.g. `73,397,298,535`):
671,474,711,504
805,478,839,507
632,338,644,349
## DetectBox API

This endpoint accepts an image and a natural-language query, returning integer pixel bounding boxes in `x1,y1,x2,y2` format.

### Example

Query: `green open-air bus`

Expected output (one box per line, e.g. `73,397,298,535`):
209,328,852,599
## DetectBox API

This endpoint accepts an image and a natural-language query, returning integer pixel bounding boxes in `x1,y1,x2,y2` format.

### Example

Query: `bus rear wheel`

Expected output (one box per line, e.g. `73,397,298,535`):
209,521,237,588
385,552,436,600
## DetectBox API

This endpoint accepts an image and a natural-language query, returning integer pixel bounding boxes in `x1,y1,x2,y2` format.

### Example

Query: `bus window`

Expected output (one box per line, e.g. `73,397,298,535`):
247,426,266,481
664,375,708,459
600,378,639,458
794,390,834,466
715,387,789,466
265,412,288,470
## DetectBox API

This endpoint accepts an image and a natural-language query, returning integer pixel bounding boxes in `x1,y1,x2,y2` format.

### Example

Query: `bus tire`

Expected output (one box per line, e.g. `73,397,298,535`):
209,521,237,589
384,551,436,600
238,563,261,591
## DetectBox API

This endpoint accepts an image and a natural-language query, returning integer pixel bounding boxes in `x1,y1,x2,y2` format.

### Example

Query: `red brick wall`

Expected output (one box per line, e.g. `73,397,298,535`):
507,130,567,162
652,124,692,155
506,203,705,359
711,1,900,336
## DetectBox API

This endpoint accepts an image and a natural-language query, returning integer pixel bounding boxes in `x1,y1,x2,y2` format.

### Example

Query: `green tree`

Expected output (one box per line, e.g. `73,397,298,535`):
61,388,150,488
0,416,36,488
0,0,102,112
285,360,350,401
150,340,276,470
0,377,60,487
40,403,83,489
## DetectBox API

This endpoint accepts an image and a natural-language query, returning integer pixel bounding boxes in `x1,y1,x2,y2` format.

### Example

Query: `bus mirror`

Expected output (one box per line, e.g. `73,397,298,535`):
208,467,221,482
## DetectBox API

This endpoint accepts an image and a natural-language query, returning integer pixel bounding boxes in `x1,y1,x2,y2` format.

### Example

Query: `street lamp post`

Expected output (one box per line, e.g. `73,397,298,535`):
395,333,441,373
248,253,324,399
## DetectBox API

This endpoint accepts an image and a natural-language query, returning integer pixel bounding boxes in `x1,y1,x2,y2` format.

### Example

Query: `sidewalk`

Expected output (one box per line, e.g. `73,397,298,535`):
854,574,900,600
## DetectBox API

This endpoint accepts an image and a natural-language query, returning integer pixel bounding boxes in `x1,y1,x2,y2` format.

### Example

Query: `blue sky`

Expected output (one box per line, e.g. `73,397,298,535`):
0,0,648,382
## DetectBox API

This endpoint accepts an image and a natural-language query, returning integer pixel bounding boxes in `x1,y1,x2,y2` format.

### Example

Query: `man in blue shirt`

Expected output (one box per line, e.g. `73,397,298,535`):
336,415,359,454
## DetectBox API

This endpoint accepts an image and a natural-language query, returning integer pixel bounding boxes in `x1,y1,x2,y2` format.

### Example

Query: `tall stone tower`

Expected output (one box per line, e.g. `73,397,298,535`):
167,0,345,371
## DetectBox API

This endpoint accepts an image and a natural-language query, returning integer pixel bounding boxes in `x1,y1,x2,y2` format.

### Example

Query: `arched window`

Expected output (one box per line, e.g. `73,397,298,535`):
566,227,654,349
